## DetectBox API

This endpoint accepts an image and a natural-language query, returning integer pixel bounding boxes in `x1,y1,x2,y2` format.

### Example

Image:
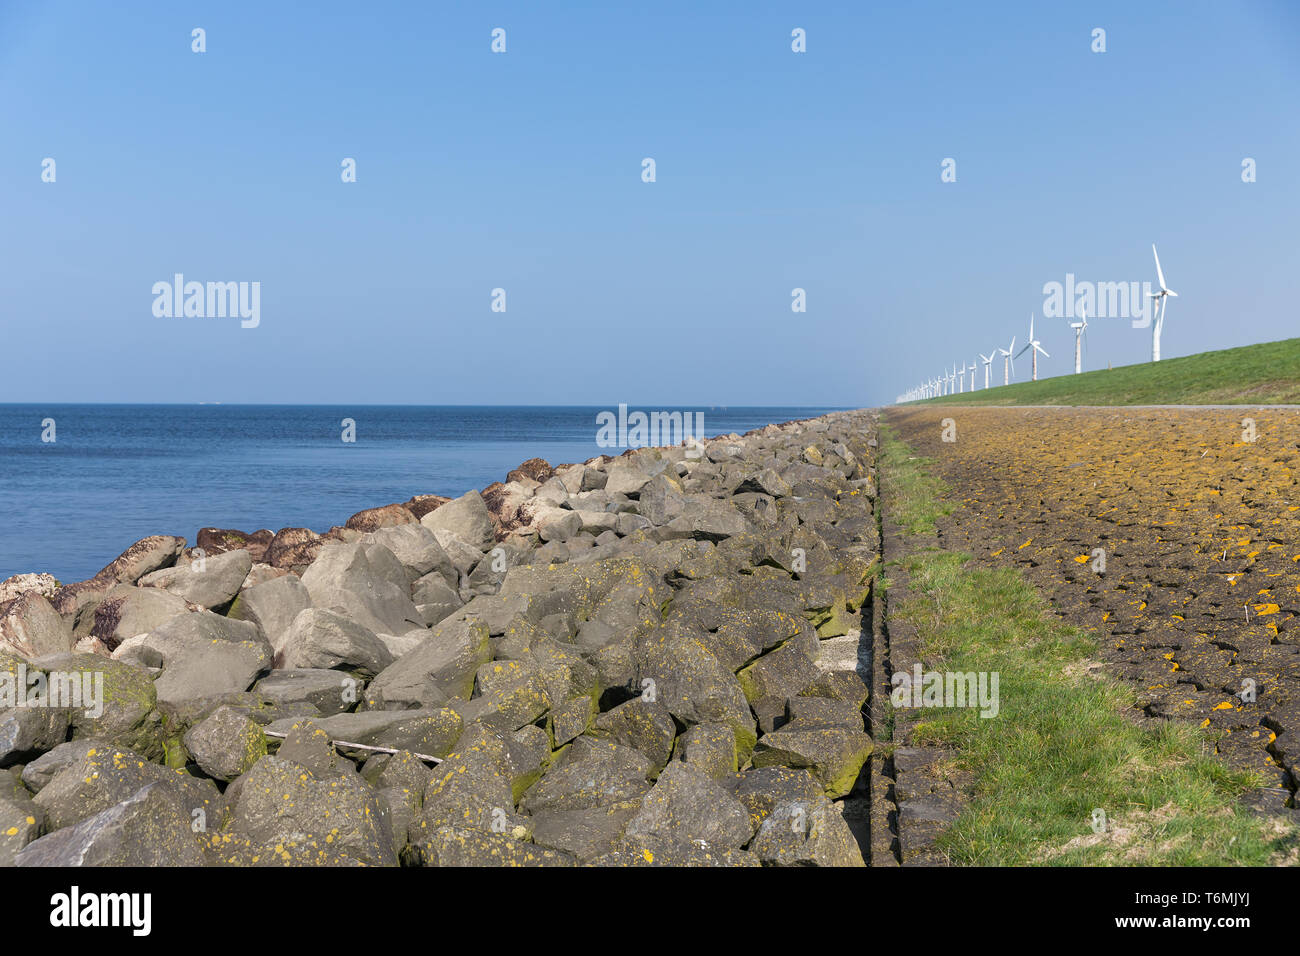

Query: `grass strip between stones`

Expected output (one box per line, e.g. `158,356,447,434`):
879,422,1299,865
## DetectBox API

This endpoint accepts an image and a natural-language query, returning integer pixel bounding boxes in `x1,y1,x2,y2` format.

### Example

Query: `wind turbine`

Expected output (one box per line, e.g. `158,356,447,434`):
998,335,1016,386
1069,304,1088,374
957,361,966,393
979,351,995,389
1015,314,1050,381
1147,243,1178,362
967,360,978,391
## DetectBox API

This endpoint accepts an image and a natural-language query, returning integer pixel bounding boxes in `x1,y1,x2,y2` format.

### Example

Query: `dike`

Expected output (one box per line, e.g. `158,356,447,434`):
0,410,881,867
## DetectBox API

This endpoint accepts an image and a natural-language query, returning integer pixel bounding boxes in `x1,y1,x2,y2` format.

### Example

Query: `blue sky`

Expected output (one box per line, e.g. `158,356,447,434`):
2,0,1297,406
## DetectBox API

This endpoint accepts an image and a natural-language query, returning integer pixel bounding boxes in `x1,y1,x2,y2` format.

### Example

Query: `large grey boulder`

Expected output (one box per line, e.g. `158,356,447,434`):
412,572,463,626
0,593,73,660
276,607,394,677
112,611,271,706
420,491,495,549
364,616,492,710
228,573,313,656
30,652,164,759
0,794,43,865
408,826,575,867
624,761,755,849
265,709,462,759
366,524,456,584
227,754,397,867
520,738,654,815
16,782,205,866
139,548,252,609
183,705,268,782
33,743,219,831
49,535,187,623
0,707,69,766
253,669,365,715
300,542,424,639
75,584,190,649
748,796,866,866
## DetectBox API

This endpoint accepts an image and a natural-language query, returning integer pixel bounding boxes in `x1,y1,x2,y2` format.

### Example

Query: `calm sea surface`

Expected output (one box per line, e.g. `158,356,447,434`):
0,405,845,582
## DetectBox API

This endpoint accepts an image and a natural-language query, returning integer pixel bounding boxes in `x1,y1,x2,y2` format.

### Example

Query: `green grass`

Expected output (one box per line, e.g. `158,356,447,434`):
879,423,1298,865
910,336,1300,407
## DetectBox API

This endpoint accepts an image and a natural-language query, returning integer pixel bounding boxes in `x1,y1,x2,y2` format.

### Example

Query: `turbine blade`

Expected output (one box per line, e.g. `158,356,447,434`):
1153,243,1167,290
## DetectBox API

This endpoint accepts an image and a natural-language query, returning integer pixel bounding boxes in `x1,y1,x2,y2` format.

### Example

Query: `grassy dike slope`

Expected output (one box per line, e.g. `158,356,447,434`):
879,423,1297,864
911,337,1300,407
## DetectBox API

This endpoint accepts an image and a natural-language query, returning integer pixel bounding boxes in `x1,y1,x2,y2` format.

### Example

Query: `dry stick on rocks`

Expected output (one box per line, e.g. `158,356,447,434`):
262,729,444,765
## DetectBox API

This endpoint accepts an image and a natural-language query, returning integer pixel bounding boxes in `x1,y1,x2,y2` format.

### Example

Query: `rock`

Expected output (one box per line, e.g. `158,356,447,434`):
403,494,451,521
548,695,595,748
537,510,582,543
412,572,463,626
228,573,313,656
530,799,643,861
266,709,462,760
367,524,456,585
20,738,105,793
139,548,252,609
590,834,760,867
78,584,191,651
624,761,754,849
196,527,273,562
299,542,424,638
520,737,653,814
32,653,165,759
33,743,219,831
17,782,205,866
635,630,757,762
408,826,575,867
0,707,70,767
228,755,397,866
253,669,363,715
751,720,873,798
0,593,73,660
112,610,271,706
183,706,267,781
0,573,60,603
276,607,395,678
95,535,189,586
749,797,866,866
663,499,749,542
507,458,555,484
264,527,325,572
345,503,417,532
736,631,821,702
675,723,737,780
591,698,677,772
722,766,825,831
482,481,535,538
420,491,495,549
364,616,492,710
0,794,43,865
734,468,793,498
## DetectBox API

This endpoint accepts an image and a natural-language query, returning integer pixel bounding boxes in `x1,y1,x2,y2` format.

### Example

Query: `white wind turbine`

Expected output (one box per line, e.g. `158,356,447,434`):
979,351,995,389
998,335,1016,386
1015,313,1049,381
1069,304,1088,374
966,359,978,391
956,360,966,393
1147,243,1178,362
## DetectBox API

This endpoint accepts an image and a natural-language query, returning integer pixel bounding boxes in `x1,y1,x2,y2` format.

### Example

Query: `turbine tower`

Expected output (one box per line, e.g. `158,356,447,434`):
1015,314,1050,381
979,351,995,389
967,360,978,391
1069,304,1088,374
1147,243,1178,362
998,335,1016,386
